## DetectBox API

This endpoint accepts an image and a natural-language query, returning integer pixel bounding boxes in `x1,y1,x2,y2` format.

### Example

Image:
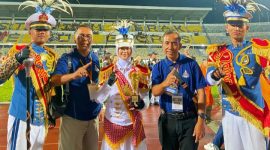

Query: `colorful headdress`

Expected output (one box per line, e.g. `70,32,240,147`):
221,0,269,23
114,19,134,48
19,0,73,30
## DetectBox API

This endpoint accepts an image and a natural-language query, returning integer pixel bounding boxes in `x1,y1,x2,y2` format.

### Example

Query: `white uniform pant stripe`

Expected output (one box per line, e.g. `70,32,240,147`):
222,111,267,150
7,115,46,150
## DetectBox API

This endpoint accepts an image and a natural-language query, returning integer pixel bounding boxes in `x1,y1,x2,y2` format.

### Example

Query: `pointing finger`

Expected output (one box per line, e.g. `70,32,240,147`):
82,62,92,69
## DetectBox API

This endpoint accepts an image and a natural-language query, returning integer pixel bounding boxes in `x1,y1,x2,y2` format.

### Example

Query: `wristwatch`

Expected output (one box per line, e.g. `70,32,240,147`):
198,113,207,120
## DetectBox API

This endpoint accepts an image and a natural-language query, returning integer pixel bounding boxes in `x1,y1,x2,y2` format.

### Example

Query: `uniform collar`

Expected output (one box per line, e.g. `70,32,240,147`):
31,43,45,54
228,40,250,49
117,58,132,73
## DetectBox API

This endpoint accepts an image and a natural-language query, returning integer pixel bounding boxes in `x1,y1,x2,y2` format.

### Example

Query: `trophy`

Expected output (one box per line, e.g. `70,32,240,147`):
130,72,140,107
164,67,179,96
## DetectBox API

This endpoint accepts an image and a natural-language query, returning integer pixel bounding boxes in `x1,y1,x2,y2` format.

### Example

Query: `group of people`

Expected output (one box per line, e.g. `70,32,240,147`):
0,0,270,150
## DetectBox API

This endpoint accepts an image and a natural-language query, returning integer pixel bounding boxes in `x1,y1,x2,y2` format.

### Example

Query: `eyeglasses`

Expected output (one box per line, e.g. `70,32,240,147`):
78,34,92,39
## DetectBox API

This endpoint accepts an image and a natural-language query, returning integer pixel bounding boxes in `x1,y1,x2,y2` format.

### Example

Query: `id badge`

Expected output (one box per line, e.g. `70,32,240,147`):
172,94,183,112
87,83,98,101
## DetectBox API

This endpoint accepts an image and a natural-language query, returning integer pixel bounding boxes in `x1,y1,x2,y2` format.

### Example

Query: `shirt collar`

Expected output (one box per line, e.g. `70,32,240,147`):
165,53,185,67
74,48,91,60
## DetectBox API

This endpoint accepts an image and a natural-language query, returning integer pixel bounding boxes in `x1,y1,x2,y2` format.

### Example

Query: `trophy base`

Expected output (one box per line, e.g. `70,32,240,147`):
164,86,178,96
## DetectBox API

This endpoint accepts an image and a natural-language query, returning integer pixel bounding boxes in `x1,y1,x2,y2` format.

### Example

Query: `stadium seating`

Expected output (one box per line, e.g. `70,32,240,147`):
186,25,202,33
192,36,208,44
103,23,114,32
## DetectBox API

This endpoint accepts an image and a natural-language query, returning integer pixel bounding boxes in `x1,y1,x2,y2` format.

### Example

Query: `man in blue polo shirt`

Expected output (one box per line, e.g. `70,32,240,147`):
51,24,101,150
151,30,206,150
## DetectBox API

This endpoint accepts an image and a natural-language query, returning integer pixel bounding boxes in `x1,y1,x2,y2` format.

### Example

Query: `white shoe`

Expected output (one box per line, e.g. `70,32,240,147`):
204,143,219,150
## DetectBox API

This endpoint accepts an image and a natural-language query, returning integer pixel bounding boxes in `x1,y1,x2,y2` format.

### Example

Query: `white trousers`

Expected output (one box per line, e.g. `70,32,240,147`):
223,111,267,150
7,115,45,150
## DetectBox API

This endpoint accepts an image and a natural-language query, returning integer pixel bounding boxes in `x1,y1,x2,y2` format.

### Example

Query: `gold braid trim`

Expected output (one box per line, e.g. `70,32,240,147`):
104,131,133,150
206,43,226,54
99,64,114,85
252,40,270,60
222,82,269,136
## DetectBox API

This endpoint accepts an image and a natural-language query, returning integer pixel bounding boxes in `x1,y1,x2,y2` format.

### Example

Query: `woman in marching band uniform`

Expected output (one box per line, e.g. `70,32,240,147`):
92,20,150,150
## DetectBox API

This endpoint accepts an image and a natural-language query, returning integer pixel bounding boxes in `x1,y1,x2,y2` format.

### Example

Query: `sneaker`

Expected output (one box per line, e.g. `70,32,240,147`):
204,143,219,150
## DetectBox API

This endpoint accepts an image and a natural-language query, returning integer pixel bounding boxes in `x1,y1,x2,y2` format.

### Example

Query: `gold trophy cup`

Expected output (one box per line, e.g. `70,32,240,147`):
130,72,140,107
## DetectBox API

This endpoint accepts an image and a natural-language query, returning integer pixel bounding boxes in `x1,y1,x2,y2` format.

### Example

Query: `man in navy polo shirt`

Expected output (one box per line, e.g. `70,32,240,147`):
51,24,101,150
151,30,206,150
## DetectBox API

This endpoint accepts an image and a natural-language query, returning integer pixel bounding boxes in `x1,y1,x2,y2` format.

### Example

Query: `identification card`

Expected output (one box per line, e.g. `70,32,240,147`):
87,83,98,101
172,95,183,112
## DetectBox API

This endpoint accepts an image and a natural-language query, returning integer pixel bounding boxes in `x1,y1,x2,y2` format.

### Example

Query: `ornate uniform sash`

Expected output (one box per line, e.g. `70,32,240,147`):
208,44,270,137
104,66,146,149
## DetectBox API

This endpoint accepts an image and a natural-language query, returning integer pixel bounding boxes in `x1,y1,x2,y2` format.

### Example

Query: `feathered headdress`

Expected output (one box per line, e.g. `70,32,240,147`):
114,20,134,50
19,0,73,30
221,0,269,22
113,19,133,35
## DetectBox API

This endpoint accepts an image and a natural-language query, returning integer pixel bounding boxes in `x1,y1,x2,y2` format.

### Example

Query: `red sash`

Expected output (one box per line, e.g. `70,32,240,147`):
209,46,270,136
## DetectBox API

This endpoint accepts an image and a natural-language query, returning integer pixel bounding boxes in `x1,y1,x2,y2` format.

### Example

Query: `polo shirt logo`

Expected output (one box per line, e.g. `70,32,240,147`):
182,70,189,78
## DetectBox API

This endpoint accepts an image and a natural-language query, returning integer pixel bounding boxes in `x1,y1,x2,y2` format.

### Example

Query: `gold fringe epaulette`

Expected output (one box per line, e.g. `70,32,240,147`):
206,43,226,55
252,38,270,60
135,65,150,93
7,45,22,57
99,64,114,85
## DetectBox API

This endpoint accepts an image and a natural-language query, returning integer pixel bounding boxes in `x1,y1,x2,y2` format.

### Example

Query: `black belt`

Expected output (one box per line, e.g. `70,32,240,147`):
161,110,197,120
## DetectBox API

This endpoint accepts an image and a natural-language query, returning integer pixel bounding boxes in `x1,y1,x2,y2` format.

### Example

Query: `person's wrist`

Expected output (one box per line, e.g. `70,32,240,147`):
198,112,207,120
211,71,221,81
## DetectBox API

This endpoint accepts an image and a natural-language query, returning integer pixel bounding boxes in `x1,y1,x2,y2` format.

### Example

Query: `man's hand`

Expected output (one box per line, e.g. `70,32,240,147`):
211,64,226,81
72,62,92,79
15,46,31,64
162,68,178,87
193,118,205,143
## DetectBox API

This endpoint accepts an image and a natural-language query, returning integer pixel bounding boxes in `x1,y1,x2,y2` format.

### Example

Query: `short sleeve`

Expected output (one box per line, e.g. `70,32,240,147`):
151,63,162,86
53,53,69,75
192,61,207,89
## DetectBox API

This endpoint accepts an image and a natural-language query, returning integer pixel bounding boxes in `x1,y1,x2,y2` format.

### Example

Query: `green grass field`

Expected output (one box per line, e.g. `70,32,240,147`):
0,79,13,102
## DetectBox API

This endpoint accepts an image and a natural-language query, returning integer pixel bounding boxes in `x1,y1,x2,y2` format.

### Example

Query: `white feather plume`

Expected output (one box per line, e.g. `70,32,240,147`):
220,0,269,12
18,0,73,16
113,19,134,30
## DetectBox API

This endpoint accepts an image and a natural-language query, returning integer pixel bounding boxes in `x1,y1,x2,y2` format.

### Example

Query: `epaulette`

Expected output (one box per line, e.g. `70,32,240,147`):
44,45,58,60
135,64,150,93
135,64,150,75
7,44,25,57
7,45,26,74
206,43,226,55
99,64,114,85
252,38,270,60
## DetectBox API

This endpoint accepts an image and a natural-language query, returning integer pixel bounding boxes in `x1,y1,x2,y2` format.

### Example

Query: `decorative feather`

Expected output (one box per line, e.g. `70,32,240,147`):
18,0,73,16
220,0,269,13
113,19,134,35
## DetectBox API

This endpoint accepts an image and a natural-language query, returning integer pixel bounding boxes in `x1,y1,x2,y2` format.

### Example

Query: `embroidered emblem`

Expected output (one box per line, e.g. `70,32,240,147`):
182,70,189,78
